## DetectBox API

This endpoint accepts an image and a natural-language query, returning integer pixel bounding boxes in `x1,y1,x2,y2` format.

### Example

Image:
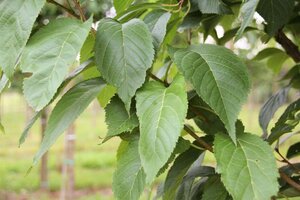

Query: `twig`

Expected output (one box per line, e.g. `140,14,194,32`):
280,171,300,191
275,148,300,173
148,73,169,86
184,125,214,152
72,0,86,21
275,29,300,63
46,0,79,19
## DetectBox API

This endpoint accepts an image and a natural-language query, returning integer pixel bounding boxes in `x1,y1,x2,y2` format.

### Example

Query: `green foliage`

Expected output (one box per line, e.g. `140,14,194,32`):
256,0,294,35
104,96,139,141
34,78,106,164
113,137,146,200
268,98,300,144
95,18,154,110
21,18,92,111
0,0,46,77
171,44,250,142
1,0,300,199
136,74,188,183
215,132,279,200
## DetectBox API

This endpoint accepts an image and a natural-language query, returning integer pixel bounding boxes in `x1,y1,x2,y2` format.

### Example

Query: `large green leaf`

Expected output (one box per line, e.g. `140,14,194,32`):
268,98,300,144
95,18,154,109
170,45,250,142
236,0,259,39
104,96,139,142
33,78,106,164
257,0,294,35
214,132,279,200
113,137,146,200
197,0,232,15
21,18,92,111
0,0,46,77
114,0,135,14
144,10,171,50
202,176,231,200
136,74,188,184
163,148,203,200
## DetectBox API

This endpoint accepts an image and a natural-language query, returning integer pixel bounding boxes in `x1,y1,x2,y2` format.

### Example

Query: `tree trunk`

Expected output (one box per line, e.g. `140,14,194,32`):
40,109,49,190
60,123,76,200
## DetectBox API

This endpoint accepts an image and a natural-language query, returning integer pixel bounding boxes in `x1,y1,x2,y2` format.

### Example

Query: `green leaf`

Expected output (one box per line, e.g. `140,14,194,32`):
21,18,92,111
268,98,300,144
97,85,117,108
257,0,294,35
253,48,286,61
236,0,259,39
170,44,250,142
136,74,188,184
286,142,300,159
0,0,46,77
33,78,106,164
104,96,139,142
0,121,4,134
19,112,41,147
113,138,146,200
259,87,290,137
197,0,233,15
95,18,154,109
202,176,231,200
214,132,279,200
144,10,171,50
114,0,135,14
188,91,226,135
163,147,203,200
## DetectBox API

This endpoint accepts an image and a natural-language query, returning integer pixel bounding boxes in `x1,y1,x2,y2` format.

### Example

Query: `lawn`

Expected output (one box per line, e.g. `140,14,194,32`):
0,92,297,199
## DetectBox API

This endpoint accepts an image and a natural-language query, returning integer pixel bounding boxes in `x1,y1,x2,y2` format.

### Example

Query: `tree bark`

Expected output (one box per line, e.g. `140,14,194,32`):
40,109,49,190
60,123,76,200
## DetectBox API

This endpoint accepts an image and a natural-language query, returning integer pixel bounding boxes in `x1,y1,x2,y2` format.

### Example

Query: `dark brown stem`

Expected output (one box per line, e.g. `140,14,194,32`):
275,29,300,63
72,0,86,21
280,171,300,191
275,149,300,173
184,125,214,152
148,73,169,86
46,0,79,19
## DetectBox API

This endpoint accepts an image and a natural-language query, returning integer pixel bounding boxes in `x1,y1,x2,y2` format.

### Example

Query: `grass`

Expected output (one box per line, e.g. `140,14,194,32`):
0,92,298,199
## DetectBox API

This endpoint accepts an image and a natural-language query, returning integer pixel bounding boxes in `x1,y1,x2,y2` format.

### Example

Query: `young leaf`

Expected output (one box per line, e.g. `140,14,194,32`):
21,18,92,111
95,18,154,110
163,147,203,200
170,44,250,142
136,74,188,184
104,96,139,142
256,0,294,36
202,176,231,200
144,10,171,50
259,87,290,137
197,0,233,15
236,0,259,39
286,142,300,159
268,98,300,144
113,138,146,200
33,78,106,164
0,0,46,77
214,132,279,200
114,0,135,14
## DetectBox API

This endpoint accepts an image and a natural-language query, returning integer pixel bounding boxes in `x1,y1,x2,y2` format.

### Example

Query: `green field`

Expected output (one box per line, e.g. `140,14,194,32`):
0,92,296,199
